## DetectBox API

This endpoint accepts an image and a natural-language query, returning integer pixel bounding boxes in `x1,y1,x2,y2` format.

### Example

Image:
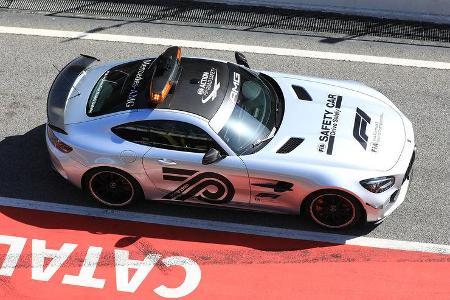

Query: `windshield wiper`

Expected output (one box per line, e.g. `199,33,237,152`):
251,127,276,148
274,97,279,128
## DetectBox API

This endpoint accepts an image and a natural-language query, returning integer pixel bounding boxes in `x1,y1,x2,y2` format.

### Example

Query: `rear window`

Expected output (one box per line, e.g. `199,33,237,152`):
86,59,153,116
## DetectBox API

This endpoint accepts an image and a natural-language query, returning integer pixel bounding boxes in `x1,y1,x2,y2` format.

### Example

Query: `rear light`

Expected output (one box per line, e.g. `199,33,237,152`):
150,80,173,104
47,126,73,153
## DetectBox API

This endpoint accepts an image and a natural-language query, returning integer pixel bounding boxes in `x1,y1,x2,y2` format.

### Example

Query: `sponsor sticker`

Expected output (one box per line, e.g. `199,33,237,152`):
162,167,235,204
126,59,152,108
353,107,371,150
318,94,342,155
369,113,383,153
353,108,383,153
88,71,109,113
228,72,240,103
209,71,241,132
197,68,221,103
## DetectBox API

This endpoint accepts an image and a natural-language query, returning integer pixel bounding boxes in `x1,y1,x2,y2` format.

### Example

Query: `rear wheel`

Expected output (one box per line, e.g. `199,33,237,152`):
304,191,364,229
84,168,142,207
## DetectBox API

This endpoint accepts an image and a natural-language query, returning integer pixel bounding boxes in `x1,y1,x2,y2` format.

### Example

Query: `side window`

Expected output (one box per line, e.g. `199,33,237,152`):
111,121,152,145
112,120,219,153
148,120,217,153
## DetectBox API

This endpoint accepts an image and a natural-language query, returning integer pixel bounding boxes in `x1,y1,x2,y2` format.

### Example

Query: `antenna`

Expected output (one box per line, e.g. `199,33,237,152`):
52,64,81,99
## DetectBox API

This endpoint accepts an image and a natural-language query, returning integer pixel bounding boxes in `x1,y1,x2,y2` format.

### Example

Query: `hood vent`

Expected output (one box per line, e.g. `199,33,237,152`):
292,85,312,101
277,137,304,153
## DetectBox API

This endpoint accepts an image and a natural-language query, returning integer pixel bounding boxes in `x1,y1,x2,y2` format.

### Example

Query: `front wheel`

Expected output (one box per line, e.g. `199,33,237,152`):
84,168,142,207
304,191,364,229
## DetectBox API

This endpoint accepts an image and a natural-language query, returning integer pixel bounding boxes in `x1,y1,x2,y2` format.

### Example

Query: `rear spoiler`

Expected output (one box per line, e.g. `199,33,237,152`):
47,54,99,133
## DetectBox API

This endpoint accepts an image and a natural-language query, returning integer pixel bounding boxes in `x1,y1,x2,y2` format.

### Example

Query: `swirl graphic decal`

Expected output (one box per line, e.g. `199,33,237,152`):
162,168,235,204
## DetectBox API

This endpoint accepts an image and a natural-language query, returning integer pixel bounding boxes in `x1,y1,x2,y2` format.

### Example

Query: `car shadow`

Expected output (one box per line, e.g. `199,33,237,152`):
0,124,87,204
1,205,333,254
0,124,378,252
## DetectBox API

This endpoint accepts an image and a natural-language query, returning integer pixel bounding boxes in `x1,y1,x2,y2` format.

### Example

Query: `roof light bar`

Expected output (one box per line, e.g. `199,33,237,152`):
149,46,182,105
151,80,174,103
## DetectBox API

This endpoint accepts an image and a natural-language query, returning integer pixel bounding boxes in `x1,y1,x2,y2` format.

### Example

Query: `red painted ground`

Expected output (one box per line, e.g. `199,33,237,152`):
0,206,449,299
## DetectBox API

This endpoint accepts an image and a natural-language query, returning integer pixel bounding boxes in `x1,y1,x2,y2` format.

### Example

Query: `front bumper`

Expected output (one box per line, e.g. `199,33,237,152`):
374,178,409,224
363,113,415,223
374,148,415,222
365,144,415,223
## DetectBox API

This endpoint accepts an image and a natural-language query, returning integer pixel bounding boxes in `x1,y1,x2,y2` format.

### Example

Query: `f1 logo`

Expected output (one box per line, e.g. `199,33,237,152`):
353,108,371,149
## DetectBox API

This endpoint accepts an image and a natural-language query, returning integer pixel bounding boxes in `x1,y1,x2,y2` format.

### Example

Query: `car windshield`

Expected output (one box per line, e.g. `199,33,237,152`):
210,64,278,155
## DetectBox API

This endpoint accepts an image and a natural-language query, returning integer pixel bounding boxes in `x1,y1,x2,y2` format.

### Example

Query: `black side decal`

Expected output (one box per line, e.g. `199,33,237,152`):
326,136,335,155
252,181,293,192
353,107,371,149
252,181,293,201
162,167,198,182
255,193,280,199
336,96,343,108
162,168,235,204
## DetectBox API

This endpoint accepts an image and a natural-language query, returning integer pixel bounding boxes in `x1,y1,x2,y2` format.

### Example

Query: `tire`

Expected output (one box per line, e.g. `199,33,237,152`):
303,190,364,230
83,167,143,207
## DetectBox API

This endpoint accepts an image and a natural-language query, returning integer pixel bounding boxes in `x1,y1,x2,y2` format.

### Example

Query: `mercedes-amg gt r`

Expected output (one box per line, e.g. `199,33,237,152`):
46,47,415,229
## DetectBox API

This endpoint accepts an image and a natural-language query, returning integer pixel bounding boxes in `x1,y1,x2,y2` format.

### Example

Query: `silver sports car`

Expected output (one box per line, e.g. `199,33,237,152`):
46,47,415,229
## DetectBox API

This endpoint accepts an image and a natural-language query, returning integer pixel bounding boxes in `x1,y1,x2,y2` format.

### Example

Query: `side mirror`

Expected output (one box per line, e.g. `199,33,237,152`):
202,148,222,165
235,52,249,68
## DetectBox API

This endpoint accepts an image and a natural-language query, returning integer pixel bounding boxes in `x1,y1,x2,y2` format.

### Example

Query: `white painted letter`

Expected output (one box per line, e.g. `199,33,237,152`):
114,249,161,293
31,239,77,281
0,235,27,276
154,256,201,299
62,246,105,288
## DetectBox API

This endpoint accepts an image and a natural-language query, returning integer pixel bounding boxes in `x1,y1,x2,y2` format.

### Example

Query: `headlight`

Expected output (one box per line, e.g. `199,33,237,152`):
360,176,395,193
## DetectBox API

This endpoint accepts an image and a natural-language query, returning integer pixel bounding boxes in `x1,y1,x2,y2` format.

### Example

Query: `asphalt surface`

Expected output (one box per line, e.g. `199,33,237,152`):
0,9,449,244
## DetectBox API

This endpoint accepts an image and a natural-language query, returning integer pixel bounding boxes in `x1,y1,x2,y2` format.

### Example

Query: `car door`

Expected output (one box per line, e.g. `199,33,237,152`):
142,120,250,207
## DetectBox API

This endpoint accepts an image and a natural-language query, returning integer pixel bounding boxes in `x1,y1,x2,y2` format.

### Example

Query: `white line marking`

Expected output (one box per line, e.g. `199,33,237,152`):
0,26,450,70
0,196,448,254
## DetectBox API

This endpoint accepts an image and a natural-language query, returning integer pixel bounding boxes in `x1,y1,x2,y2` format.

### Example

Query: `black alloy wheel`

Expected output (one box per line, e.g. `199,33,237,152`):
87,170,139,207
308,193,362,229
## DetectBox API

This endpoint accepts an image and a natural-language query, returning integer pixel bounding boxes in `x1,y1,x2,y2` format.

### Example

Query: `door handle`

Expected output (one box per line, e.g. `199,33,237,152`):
157,158,177,166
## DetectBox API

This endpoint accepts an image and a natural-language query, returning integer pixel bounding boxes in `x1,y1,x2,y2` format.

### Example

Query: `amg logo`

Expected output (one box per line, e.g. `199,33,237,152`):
353,107,371,149
228,72,240,103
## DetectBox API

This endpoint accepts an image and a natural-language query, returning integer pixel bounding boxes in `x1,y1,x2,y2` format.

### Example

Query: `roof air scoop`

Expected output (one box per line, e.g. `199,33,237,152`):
292,85,312,101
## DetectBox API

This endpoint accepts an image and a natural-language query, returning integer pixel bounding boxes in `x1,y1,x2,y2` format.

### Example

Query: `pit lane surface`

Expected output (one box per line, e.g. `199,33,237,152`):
0,10,449,246
1,206,449,299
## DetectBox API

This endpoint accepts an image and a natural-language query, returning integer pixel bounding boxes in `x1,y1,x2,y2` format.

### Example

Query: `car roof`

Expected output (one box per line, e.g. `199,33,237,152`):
66,57,232,126
156,57,230,120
